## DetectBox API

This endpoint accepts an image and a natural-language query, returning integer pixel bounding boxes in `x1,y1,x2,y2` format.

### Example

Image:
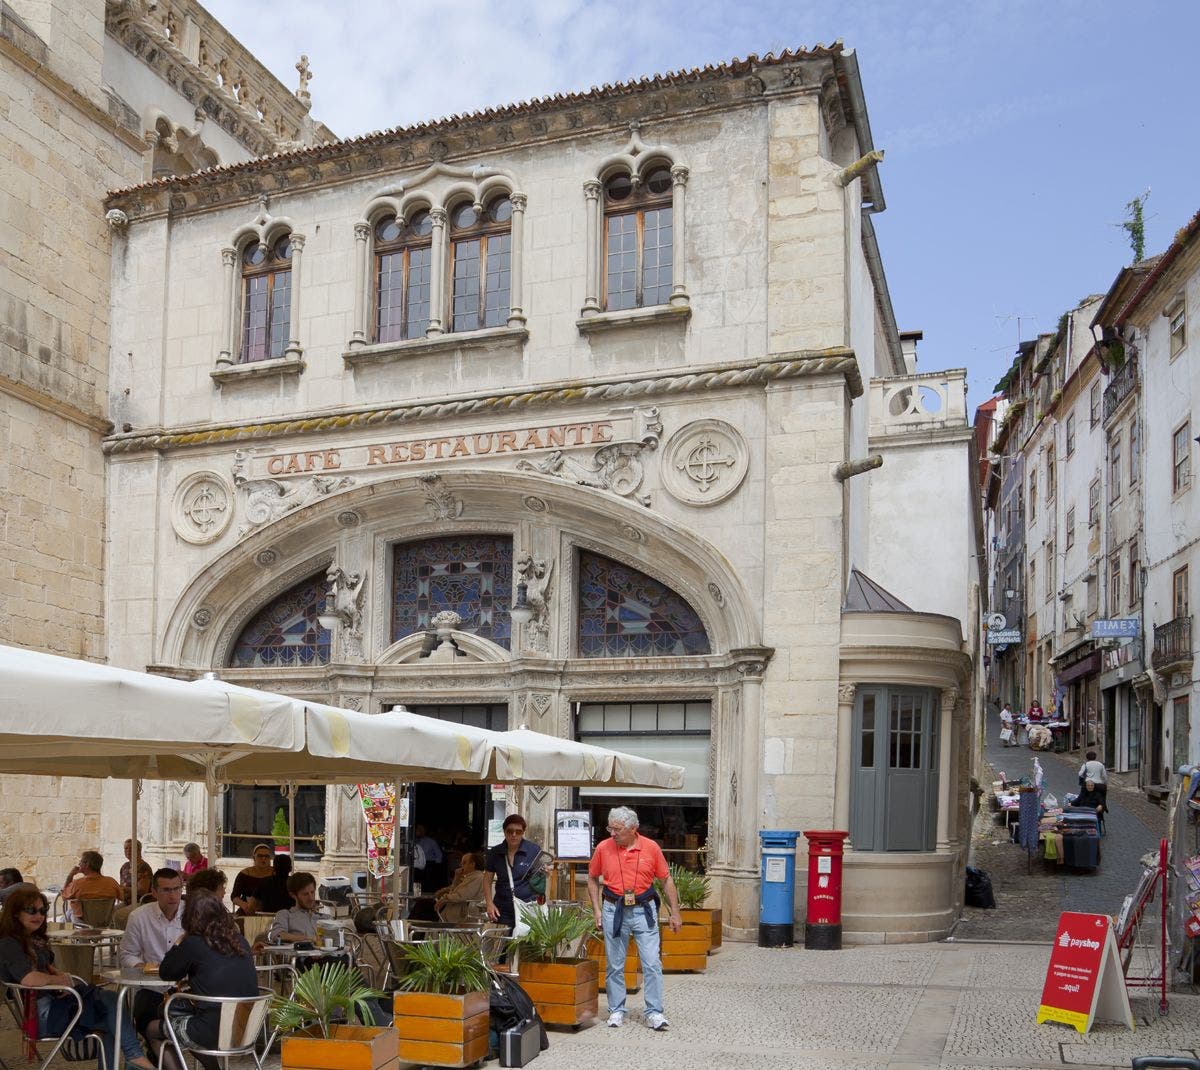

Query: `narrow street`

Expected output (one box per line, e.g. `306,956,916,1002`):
953,707,1167,941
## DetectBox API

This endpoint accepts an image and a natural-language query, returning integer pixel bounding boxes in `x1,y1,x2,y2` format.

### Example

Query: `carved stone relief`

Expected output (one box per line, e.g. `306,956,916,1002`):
420,474,463,520
660,420,749,506
515,553,554,654
172,472,233,544
232,449,355,532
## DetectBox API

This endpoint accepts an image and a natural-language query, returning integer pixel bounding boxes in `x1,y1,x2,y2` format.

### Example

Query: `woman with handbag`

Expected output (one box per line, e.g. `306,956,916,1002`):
0,887,155,1070
484,815,545,931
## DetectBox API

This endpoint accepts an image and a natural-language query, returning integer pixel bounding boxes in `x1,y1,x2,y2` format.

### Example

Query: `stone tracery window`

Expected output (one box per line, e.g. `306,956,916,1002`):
392,535,513,648
374,210,433,342
577,551,709,657
449,196,512,332
240,234,293,363
229,573,330,667
603,167,673,311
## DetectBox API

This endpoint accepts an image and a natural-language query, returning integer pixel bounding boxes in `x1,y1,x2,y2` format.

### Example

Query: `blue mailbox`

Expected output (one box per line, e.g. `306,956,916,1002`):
758,829,799,947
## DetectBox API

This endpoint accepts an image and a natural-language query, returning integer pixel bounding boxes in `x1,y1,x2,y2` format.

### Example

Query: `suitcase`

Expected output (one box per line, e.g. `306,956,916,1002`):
500,1017,541,1067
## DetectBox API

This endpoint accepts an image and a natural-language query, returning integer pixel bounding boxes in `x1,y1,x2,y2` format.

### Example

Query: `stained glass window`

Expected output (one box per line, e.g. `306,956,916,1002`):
392,536,513,648
229,573,330,667
578,551,709,657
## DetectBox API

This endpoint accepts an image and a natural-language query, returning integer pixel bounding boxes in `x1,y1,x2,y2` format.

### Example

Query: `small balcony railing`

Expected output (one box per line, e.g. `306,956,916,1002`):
1151,615,1192,670
1103,356,1138,424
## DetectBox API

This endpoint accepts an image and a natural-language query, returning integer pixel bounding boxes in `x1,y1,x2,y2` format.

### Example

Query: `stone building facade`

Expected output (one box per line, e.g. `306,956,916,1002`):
0,0,330,883
99,47,980,940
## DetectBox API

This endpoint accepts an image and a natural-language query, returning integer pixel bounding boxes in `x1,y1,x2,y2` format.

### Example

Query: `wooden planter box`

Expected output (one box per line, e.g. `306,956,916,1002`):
584,936,641,992
679,907,722,951
393,991,489,1067
660,915,710,972
281,1024,399,1070
517,958,599,1027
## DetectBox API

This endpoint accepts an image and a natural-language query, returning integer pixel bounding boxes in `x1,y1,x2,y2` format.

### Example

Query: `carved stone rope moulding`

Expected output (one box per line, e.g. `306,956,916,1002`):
660,419,749,506
172,471,233,544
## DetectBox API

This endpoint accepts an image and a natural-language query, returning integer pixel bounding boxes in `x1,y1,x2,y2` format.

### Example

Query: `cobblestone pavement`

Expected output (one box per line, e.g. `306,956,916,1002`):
953,709,1168,943
4,940,1195,1070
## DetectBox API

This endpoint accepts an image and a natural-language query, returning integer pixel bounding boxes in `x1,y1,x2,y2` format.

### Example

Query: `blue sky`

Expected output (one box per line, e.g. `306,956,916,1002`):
205,0,1198,404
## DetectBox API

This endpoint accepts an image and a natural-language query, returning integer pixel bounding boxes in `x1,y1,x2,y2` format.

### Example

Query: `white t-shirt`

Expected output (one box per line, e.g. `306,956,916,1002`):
1079,759,1106,784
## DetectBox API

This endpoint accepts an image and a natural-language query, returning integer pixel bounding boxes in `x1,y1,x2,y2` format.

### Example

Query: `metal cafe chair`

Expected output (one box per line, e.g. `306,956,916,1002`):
253,964,297,1055
157,989,272,1070
3,978,108,1070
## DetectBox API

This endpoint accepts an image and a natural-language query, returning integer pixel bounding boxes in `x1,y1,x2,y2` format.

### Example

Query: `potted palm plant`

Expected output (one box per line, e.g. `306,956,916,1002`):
509,904,599,1026
392,933,491,1067
659,864,713,971
271,961,396,1070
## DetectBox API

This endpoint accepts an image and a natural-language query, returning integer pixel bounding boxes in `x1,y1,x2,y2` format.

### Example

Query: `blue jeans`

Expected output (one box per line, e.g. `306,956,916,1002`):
601,898,663,1017
41,985,145,1069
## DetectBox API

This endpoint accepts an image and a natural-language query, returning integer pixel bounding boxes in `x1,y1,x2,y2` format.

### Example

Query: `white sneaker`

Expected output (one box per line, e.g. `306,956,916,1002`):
645,1012,669,1031
606,1011,625,1027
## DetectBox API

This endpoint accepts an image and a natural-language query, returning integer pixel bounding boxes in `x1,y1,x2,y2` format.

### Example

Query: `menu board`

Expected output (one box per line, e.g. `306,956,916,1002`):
555,809,593,860
357,782,396,878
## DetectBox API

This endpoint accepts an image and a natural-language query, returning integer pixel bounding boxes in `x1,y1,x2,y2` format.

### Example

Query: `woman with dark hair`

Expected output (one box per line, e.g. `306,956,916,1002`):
148,891,258,1070
230,845,274,913
250,854,294,914
0,887,154,1070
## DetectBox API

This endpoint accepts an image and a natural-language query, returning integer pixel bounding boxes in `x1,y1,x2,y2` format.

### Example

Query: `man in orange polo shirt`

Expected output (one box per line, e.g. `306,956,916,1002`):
61,849,122,922
587,805,682,1031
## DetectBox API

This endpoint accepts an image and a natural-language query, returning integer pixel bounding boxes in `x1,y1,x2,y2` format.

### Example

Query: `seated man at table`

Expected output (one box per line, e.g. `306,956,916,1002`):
62,850,121,922
181,843,208,878
266,873,330,945
185,868,227,903
0,868,33,905
120,839,155,906
120,868,184,1038
435,852,487,924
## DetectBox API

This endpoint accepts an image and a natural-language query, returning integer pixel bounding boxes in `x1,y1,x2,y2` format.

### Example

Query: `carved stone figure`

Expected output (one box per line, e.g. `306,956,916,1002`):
232,449,355,530
515,552,555,653
324,562,367,661
517,442,652,506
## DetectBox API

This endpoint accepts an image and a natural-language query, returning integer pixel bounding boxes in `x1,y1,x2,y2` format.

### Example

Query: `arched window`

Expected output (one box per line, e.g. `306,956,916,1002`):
240,235,293,363
449,196,512,332
603,166,673,311
229,573,330,667
374,210,433,342
392,535,513,648
577,551,709,657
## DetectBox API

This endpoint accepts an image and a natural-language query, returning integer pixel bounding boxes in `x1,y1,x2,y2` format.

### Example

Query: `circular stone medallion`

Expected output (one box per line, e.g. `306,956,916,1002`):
661,420,749,506
172,472,233,544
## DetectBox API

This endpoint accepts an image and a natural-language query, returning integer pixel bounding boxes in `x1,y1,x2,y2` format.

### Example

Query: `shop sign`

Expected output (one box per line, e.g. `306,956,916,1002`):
1036,912,1133,1033
1092,618,1140,638
986,628,1022,645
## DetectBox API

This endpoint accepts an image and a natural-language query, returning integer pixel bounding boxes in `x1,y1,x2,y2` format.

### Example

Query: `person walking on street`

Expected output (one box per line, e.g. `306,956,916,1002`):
587,806,682,1032
484,815,540,930
999,702,1016,747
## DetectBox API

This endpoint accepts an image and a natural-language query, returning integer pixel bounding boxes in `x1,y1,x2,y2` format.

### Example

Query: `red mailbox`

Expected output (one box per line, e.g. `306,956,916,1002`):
803,830,848,950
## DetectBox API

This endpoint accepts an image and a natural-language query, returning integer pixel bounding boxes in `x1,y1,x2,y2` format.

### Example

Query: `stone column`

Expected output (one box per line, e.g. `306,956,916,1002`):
216,248,237,365
580,180,601,315
936,687,958,849
349,222,370,348
426,207,447,336
833,682,856,833
142,130,160,183
669,164,690,308
507,193,527,327
321,782,368,876
284,232,305,359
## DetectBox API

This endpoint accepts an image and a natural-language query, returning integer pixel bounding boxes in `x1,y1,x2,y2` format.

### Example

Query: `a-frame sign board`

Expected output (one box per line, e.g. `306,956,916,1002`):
1037,912,1134,1034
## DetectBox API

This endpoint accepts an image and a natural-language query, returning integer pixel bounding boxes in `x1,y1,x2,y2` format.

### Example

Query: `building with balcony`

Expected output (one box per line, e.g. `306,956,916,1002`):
1095,209,1199,786
97,45,982,941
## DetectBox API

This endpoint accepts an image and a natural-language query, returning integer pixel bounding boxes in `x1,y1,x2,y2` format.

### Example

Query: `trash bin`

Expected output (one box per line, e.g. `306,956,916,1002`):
758,830,799,947
803,830,849,950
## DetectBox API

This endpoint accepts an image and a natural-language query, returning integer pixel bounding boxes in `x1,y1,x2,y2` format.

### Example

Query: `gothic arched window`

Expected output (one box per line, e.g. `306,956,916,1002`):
240,234,293,363
229,574,330,667
603,166,673,311
577,551,709,657
449,195,512,332
375,210,434,342
392,535,513,648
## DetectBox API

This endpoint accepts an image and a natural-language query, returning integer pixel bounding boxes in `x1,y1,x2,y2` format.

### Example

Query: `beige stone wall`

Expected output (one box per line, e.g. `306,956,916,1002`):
0,3,144,887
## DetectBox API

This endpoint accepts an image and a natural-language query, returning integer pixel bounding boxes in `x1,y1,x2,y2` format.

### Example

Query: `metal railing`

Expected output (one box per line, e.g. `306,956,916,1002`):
1102,355,1138,423
1151,615,1192,670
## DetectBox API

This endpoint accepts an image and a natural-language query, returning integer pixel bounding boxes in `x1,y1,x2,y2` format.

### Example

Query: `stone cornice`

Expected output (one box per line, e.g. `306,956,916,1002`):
103,348,863,456
0,374,113,434
104,49,844,223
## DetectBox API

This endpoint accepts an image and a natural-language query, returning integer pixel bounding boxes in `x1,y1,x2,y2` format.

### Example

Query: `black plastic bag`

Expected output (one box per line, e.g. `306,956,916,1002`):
489,971,549,1056
964,865,996,909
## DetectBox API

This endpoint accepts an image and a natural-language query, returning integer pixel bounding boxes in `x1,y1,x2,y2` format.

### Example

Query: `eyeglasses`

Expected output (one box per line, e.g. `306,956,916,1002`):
21,907,46,916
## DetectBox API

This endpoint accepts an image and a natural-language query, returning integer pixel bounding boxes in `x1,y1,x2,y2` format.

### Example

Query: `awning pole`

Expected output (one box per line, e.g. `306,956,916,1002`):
288,782,296,858
131,777,140,906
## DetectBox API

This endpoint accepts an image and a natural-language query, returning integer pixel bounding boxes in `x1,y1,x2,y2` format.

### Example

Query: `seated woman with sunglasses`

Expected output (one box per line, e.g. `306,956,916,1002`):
0,887,155,1069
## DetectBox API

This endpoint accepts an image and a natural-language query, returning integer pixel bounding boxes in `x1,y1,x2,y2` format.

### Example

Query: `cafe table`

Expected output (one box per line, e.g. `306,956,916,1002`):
98,966,173,1070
